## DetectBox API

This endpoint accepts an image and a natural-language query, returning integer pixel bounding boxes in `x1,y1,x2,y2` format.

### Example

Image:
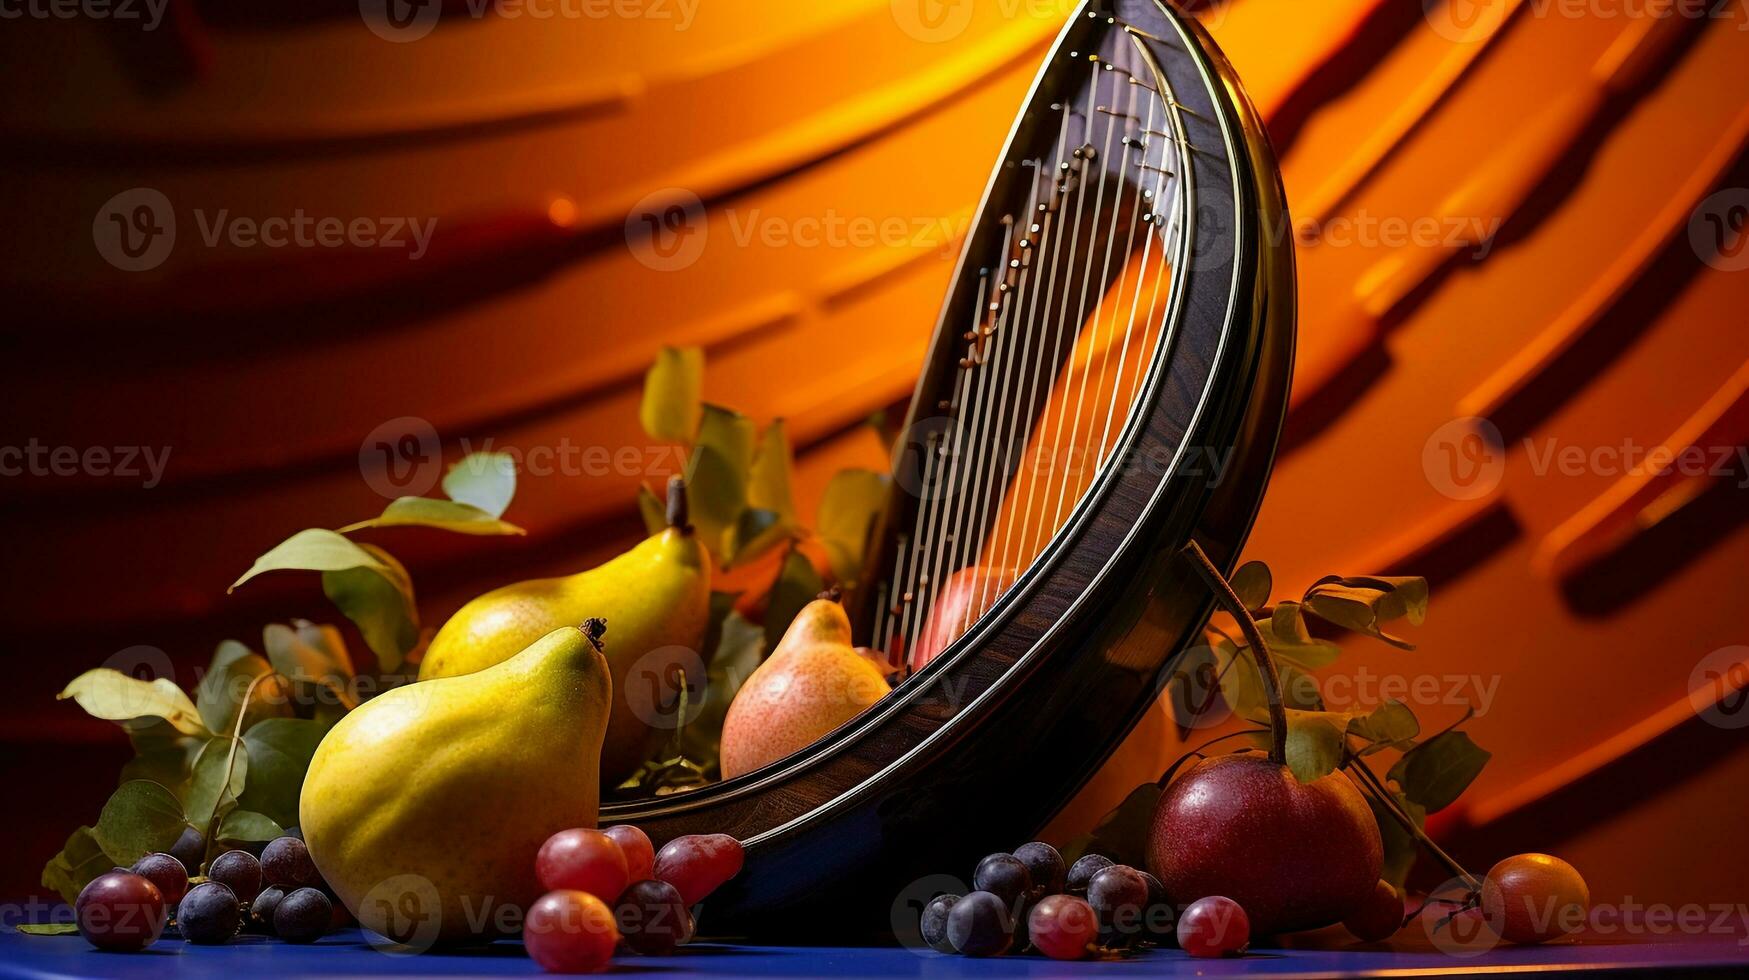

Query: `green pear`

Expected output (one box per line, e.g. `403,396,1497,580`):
300,622,612,946
419,477,710,785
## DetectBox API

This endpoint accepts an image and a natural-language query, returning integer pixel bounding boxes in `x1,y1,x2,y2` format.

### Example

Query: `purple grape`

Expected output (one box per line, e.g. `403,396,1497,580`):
251,885,286,933
209,850,262,903
920,894,959,953
261,837,323,889
273,887,332,943
1065,853,1113,895
972,854,1031,906
129,852,189,907
177,882,240,945
1013,842,1066,897
1088,865,1150,945
946,890,1013,957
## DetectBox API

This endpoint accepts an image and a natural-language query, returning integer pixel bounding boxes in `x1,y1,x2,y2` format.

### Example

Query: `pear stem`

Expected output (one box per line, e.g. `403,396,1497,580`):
1181,540,1288,767
666,476,691,532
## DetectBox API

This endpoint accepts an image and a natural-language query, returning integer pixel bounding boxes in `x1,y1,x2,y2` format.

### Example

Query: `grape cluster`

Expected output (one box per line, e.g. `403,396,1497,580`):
73,831,338,952
915,844,1181,961
524,825,743,974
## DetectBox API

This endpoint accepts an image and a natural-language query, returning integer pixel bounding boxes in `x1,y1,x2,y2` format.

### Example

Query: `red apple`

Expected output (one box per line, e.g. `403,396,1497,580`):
910,566,1017,672
1146,753,1383,937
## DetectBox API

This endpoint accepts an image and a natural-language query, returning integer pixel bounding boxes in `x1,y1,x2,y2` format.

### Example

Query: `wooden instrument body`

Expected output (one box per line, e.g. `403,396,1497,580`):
609,1,1294,936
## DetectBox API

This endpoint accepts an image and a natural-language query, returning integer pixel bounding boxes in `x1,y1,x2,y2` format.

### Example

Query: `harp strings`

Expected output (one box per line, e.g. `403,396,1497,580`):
879,33,1189,663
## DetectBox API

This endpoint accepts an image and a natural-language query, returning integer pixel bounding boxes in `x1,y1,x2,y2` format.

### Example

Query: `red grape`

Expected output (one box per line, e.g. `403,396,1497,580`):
602,825,655,883
525,890,619,973
1482,853,1589,944
75,872,167,951
613,879,692,955
1028,894,1099,961
1178,896,1249,957
1344,880,1403,942
129,853,188,907
652,834,743,906
537,829,629,900
209,850,262,903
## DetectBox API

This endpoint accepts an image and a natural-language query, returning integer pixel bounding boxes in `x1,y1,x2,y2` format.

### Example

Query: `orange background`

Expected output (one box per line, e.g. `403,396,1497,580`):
2,0,1747,907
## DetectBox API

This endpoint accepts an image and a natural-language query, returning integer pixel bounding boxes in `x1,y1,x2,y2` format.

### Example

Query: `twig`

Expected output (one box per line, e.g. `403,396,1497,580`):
1181,541,1287,765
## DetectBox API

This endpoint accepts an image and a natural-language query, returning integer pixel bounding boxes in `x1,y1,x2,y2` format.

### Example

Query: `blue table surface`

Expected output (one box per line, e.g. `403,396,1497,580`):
6,926,1749,979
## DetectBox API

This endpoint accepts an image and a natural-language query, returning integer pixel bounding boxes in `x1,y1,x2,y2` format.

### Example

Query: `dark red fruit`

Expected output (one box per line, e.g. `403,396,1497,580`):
603,825,656,883
920,894,959,953
972,854,1032,907
1012,841,1066,897
1178,895,1249,957
209,850,263,904
652,834,743,906
178,882,240,945
1147,754,1382,936
1065,854,1112,895
1344,880,1403,942
1087,865,1150,945
537,829,629,900
75,872,167,951
1028,894,1099,961
945,890,1012,957
525,890,619,973
130,853,189,907
274,887,332,943
613,878,692,955
251,885,286,933
261,836,324,889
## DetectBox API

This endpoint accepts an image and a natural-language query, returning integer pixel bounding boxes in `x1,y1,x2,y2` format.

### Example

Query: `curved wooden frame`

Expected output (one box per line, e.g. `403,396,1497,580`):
609,1,1294,936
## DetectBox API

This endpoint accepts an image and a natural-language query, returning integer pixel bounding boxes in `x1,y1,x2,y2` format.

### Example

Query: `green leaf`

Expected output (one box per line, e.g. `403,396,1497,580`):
230,528,391,592
1389,730,1489,813
93,781,187,867
443,451,517,518
1370,790,1426,890
184,737,249,831
1063,782,1161,869
58,669,208,736
685,405,757,559
236,719,327,828
677,610,766,768
641,346,705,442
763,547,825,652
727,508,789,566
121,722,206,798
747,420,798,528
1284,710,1347,783
340,497,524,536
195,641,291,735
263,621,355,687
637,483,667,536
1230,561,1272,613
1277,662,1325,711
16,923,79,936
1350,699,1420,753
40,827,111,905
816,469,889,585
1267,601,1343,669
217,809,283,846
323,545,418,674
1212,636,1265,723
1302,576,1429,649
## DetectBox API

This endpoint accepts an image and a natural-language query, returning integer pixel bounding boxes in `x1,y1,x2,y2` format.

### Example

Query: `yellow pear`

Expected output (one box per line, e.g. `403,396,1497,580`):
419,478,710,784
719,596,891,779
300,622,611,946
